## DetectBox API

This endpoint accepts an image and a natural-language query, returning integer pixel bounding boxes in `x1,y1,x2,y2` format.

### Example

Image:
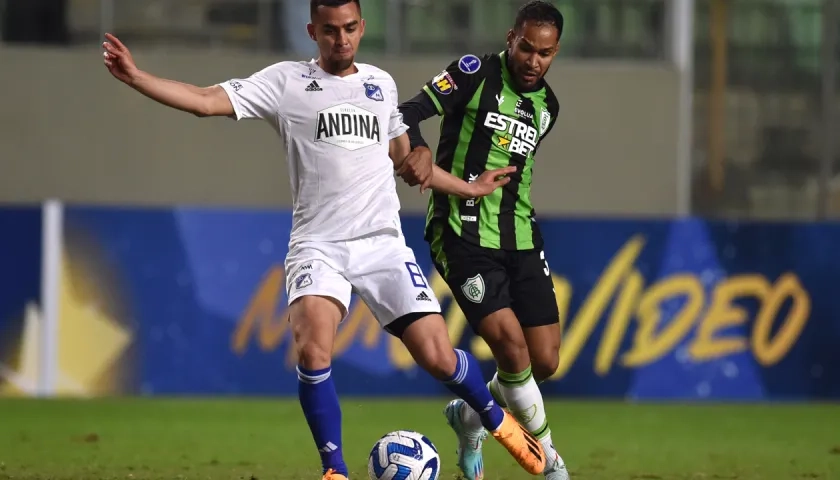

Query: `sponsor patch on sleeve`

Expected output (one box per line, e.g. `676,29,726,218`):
458,54,481,74
431,70,457,95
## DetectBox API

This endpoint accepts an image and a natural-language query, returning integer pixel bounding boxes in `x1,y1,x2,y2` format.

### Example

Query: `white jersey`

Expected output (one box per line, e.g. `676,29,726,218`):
219,60,408,245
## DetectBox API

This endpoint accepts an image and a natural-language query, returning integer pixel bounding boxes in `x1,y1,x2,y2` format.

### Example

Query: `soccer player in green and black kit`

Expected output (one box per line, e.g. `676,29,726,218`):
397,2,569,480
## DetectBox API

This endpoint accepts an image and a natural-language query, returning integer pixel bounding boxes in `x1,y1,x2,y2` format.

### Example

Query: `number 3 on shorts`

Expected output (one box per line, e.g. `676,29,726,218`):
405,262,428,288
540,251,550,276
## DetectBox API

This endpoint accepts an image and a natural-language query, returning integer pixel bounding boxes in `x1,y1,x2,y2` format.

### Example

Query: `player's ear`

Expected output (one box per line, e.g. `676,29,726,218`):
360,18,366,37
307,23,316,41
506,28,515,49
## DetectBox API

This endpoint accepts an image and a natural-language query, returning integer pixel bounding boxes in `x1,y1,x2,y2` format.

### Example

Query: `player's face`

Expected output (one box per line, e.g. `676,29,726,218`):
307,4,365,72
506,21,560,90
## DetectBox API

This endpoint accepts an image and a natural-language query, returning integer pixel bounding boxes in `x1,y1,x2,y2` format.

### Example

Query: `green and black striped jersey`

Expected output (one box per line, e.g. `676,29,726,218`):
421,51,559,251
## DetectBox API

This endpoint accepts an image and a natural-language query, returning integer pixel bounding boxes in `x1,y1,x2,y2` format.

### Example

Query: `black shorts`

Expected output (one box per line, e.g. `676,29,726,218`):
428,222,560,332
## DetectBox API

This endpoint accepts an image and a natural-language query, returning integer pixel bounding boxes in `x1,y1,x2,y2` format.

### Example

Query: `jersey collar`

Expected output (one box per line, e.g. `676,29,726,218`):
500,50,546,95
310,58,362,79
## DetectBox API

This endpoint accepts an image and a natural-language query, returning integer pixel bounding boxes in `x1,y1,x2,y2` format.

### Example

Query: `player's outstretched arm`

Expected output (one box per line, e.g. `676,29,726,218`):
429,165,516,199
102,33,234,117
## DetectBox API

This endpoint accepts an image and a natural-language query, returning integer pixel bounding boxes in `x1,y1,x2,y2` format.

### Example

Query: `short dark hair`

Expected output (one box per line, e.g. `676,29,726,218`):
514,1,564,40
310,0,361,20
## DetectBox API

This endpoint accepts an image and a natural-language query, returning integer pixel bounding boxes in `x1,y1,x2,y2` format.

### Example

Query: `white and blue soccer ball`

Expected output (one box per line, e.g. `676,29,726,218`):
367,430,441,480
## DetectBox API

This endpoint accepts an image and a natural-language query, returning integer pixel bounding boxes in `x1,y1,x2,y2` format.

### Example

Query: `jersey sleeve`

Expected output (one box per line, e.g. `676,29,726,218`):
387,77,409,140
218,63,286,121
421,54,486,116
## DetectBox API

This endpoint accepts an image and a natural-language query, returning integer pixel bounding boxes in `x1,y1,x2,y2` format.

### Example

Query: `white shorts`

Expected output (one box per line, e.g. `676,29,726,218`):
284,231,442,330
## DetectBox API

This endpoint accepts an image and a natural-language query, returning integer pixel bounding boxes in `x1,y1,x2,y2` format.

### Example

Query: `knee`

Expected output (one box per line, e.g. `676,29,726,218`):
530,346,560,382
491,339,530,373
296,339,333,371
424,348,458,381
400,315,458,380
414,337,458,380
481,314,530,373
290,297,342,370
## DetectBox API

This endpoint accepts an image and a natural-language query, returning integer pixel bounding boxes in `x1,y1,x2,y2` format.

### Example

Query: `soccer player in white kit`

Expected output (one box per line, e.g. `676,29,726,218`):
102,1,546,479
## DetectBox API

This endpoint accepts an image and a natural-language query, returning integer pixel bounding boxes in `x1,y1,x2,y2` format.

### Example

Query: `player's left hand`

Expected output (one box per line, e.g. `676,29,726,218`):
102,33,141,85
468,166,517,198
397,146,434,193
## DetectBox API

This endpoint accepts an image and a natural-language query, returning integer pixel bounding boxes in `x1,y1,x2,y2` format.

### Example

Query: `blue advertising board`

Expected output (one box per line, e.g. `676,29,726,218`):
55,206,840,400
0,207,43,396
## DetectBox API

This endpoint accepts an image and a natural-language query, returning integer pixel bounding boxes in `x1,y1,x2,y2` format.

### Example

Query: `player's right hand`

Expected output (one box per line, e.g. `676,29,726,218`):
102,33,140,85
397,146,434,193
469,166,517,198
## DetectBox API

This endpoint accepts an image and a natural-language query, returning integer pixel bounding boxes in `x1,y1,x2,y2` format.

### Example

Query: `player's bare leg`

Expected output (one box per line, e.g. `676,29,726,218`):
524,323,568,480
289,295,349,480
398,313,546,476
443,308,530,479
524,324,561,381
457,309,568,480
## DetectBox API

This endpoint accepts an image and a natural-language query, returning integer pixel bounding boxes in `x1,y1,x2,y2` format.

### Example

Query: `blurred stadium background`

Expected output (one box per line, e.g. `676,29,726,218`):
1,1,840,479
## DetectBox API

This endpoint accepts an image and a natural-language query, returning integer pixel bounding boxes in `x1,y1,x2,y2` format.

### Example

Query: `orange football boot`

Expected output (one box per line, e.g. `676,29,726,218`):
322,468,348,480
490,411,546,475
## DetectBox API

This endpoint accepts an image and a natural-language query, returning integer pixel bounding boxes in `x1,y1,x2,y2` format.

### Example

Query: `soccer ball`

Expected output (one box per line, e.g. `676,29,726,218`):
367,430,441,480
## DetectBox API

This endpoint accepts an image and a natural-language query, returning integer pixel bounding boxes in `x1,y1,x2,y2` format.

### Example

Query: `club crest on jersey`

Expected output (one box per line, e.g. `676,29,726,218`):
294,273,312,290
431,71,456,95
364,83,384,101
539,109,552,137
458,54,481,74
315,103,381,151
461,274,485,303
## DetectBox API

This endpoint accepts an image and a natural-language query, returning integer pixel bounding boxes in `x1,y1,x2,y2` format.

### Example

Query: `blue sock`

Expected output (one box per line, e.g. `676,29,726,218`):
297,366,348,476
443,349,505,431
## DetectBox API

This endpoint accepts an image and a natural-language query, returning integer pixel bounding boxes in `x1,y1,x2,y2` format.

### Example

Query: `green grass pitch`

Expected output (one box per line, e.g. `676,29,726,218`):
0,398,838,479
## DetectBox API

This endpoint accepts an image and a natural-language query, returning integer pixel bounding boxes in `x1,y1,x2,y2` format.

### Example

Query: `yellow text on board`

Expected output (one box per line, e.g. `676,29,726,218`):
231,235,810,379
